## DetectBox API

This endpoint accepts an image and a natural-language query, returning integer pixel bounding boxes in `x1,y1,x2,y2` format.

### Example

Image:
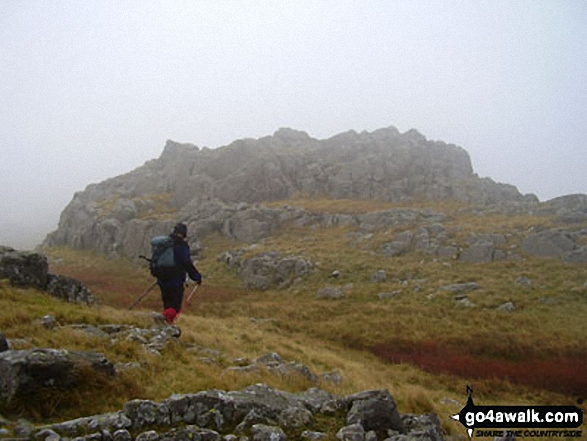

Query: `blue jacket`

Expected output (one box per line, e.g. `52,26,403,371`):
157,236,201,287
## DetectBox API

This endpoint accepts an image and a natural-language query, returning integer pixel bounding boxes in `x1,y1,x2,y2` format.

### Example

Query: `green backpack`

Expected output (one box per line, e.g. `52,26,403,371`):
150,236,179,278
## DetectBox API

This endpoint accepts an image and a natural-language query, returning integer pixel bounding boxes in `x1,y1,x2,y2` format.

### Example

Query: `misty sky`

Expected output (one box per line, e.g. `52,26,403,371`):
1,1,586,250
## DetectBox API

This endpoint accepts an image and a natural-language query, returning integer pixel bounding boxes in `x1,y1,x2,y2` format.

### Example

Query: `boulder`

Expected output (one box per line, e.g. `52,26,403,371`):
460,243,494,263
562,246,587,263
46,273,95,304
370,270,387,283
440,282,480,293
497,302,516,312
345,390,404,433
251,424,287,441
239,253,314,290
123,400,171,430
0,349,115,405
336,423,365,441
27,384,445,441
399,413,444,441
317,287,344,300
521,230,576,257
0,246,48,289
45,412,132,437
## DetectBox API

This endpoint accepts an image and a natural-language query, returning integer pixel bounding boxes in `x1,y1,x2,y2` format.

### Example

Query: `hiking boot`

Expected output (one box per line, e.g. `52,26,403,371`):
151,312,166,324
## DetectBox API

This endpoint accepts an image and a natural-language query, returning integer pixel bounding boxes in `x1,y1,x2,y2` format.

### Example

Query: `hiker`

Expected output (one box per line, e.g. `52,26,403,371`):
156,223,202,324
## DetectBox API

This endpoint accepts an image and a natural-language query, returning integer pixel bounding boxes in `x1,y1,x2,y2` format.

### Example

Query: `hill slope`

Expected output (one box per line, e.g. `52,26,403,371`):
43,126,538,259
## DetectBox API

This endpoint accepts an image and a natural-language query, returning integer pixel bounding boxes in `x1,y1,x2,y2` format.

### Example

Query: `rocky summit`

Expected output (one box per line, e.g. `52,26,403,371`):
43,126,539,260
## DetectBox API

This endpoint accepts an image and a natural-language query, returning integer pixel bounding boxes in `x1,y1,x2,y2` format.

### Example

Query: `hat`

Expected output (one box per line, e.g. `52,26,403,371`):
172,223,188,237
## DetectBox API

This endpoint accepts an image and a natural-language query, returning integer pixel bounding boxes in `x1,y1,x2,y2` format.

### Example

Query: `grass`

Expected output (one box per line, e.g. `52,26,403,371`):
2,197,586,439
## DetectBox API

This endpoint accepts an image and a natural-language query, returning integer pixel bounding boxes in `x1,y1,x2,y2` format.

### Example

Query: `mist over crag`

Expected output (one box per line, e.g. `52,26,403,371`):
44,126,547,258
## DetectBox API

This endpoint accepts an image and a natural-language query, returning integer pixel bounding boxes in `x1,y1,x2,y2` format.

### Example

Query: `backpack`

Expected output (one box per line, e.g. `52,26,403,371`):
149,236,180,279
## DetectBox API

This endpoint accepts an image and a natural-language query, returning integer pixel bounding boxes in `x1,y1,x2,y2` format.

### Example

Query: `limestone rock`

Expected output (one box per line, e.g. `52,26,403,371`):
521,230,576,257
371,270,387,283
345,390,404,433
0,246,48,289
440,282,480,293
44,127,534,258
0,349,115,405
238,252,314,290
562,246,587,263
317,287,344,300
251,424,287,441
46,273,95,304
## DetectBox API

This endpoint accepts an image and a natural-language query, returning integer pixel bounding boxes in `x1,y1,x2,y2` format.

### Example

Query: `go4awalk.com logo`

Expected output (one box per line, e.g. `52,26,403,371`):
451,387,583,439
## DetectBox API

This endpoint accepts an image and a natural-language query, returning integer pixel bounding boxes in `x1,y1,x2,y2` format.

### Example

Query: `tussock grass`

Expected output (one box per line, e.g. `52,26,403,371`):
4,198,586,437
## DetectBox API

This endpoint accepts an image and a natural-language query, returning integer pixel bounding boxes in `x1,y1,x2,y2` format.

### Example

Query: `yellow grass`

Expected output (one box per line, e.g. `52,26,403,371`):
2,198,586,439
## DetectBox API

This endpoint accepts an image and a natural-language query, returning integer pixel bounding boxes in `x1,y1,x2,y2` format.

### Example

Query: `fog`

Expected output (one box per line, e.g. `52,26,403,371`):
1,1,586,250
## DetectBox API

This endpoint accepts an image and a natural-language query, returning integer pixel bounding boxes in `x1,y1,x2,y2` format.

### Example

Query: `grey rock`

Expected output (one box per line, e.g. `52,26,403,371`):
46,273,94,304
43,127,538,260
436,246,458,259
297,387,344,414
378,291,401,300
467,233,505,246
497,302,516,312
235,410,276,433
336,424,365,441
123,400,171,429
399,413,444,441
317,287,344,300
562,246,587,263
47,412,132,437
251,424,287,441
135,430,160,441
460,244,494,263
0,247,48,289
34,428,61,441
320,371,343,385
455,297,476,307
371,270,387,283
112,429,132,441
0,349,115,404
440,282,480,293
301,431,328,440
521,230,576,257
516,276,532,286
256,353,285,365
278,407,314,429
346,390,404,433
255,354,319,383
40,315,58,330
545,194,587,212
239,253,314,290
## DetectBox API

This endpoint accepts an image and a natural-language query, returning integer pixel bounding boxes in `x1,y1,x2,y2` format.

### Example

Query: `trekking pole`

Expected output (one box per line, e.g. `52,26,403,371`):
172,284,199,324
128,281,158,310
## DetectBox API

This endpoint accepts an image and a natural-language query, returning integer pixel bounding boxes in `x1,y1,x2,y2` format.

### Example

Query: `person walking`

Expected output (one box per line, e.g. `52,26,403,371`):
156,222,202,324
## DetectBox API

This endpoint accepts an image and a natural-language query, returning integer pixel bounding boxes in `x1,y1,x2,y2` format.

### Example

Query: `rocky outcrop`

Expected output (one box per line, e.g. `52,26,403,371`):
521,230,576,257
28,384,445,440
0,349,115,405
0,246,48,289
219,251,315,291
43,127,535,257
46,274,94,304
0,247,94,304
225,353,341,385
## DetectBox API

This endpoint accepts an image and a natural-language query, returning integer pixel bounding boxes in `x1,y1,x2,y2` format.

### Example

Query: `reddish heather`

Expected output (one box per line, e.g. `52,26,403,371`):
371,341,587,397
